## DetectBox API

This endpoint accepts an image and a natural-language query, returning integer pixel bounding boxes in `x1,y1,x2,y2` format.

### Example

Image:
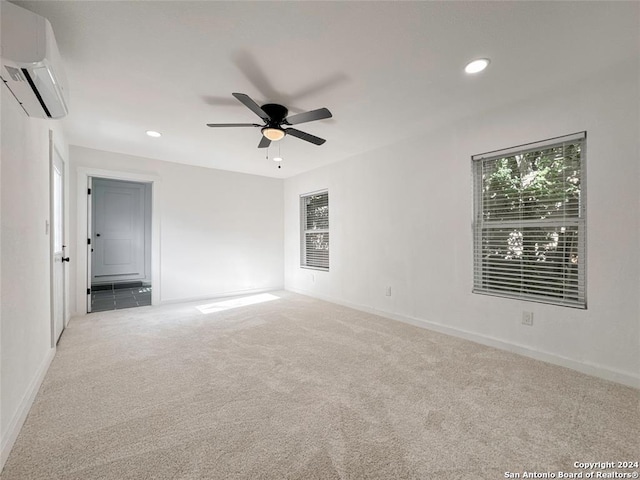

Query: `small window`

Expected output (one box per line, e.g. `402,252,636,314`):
472,132,586,308
300,190,329,271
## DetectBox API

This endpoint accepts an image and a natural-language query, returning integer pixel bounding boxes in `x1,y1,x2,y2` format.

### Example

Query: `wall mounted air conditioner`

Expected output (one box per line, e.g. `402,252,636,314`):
0,1,69,119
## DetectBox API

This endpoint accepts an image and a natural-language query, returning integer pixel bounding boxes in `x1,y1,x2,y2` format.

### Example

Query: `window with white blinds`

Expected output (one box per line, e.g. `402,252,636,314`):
300,190,329,271
472,132,586,308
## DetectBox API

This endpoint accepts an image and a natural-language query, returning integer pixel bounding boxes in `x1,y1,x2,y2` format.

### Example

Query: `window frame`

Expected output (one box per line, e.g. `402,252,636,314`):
300,189,329,272
472,132,587,309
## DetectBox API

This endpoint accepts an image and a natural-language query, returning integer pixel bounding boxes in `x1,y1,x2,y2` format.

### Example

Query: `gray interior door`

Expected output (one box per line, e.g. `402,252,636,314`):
92,178,146,283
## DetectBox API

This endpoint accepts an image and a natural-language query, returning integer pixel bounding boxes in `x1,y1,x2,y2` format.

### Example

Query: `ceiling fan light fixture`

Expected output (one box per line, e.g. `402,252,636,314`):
262,127,285,141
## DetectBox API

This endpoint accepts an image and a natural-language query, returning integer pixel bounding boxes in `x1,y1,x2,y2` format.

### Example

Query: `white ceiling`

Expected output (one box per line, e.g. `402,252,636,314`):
13,1,639,178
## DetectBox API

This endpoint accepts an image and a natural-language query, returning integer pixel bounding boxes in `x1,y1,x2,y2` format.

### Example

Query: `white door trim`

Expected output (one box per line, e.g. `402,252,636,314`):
49,130,67,346
76,167,161,314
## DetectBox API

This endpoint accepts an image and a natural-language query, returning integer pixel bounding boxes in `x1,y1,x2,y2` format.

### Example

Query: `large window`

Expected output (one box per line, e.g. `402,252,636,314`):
472,132,586,308
300,190,329,271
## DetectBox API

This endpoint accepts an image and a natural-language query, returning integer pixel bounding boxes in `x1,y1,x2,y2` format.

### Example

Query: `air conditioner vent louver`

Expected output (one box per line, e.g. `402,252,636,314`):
4,66,25,82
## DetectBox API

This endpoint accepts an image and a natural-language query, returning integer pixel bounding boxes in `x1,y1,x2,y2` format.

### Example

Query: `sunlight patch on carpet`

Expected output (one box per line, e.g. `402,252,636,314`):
196,293,279,314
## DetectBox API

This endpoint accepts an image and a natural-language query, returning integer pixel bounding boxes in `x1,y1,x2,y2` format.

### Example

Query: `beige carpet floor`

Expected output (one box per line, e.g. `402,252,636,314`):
2,291,638,479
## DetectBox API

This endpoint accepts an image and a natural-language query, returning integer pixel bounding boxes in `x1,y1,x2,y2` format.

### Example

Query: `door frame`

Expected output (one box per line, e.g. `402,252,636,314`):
76,168,161,314
49,130,68,346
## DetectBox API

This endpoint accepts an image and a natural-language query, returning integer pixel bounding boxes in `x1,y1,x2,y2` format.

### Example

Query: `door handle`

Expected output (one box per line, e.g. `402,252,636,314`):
96,233,101,237
62,257,70,263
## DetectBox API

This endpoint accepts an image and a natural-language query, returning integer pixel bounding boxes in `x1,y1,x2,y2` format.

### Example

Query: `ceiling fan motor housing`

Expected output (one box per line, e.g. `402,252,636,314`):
261,103,289,125
260,103,288,140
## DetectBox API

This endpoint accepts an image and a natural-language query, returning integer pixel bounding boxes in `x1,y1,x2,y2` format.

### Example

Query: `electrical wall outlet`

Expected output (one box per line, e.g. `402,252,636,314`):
385,286,392,296
522,311,534,326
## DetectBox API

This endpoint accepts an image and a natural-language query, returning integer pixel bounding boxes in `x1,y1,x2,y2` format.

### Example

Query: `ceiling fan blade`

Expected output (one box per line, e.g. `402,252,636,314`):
285,107,332,125
232,93,270,122
285,128,326,145
206,123,262,128
258,136,271,148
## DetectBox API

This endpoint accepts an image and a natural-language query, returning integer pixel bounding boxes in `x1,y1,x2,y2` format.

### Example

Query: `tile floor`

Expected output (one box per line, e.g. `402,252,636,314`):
91,282,152,312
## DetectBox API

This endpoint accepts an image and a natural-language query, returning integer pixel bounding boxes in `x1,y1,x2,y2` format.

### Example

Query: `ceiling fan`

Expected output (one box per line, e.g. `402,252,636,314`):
207,93,332,148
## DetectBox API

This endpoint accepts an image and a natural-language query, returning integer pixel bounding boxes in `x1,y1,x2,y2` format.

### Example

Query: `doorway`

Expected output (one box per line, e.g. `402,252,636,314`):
88,177,152,312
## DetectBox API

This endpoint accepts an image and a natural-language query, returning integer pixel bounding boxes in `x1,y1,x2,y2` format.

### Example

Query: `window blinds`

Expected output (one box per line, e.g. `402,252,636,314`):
300,191,329,271
472,132,586,308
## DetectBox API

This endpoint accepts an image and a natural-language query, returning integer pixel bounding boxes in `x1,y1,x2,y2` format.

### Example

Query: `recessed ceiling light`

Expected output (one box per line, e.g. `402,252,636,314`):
465,58,490,74
273,157,283,162
146,130,162,138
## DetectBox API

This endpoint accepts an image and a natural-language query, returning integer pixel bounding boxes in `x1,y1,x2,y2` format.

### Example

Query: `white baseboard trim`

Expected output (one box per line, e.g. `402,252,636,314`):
287,288,639,389
1,347,56,470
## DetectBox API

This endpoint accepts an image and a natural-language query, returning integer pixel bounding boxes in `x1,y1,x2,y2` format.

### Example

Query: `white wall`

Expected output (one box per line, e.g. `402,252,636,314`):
69,146,284,315
0,86,68,466
284,61,640,387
